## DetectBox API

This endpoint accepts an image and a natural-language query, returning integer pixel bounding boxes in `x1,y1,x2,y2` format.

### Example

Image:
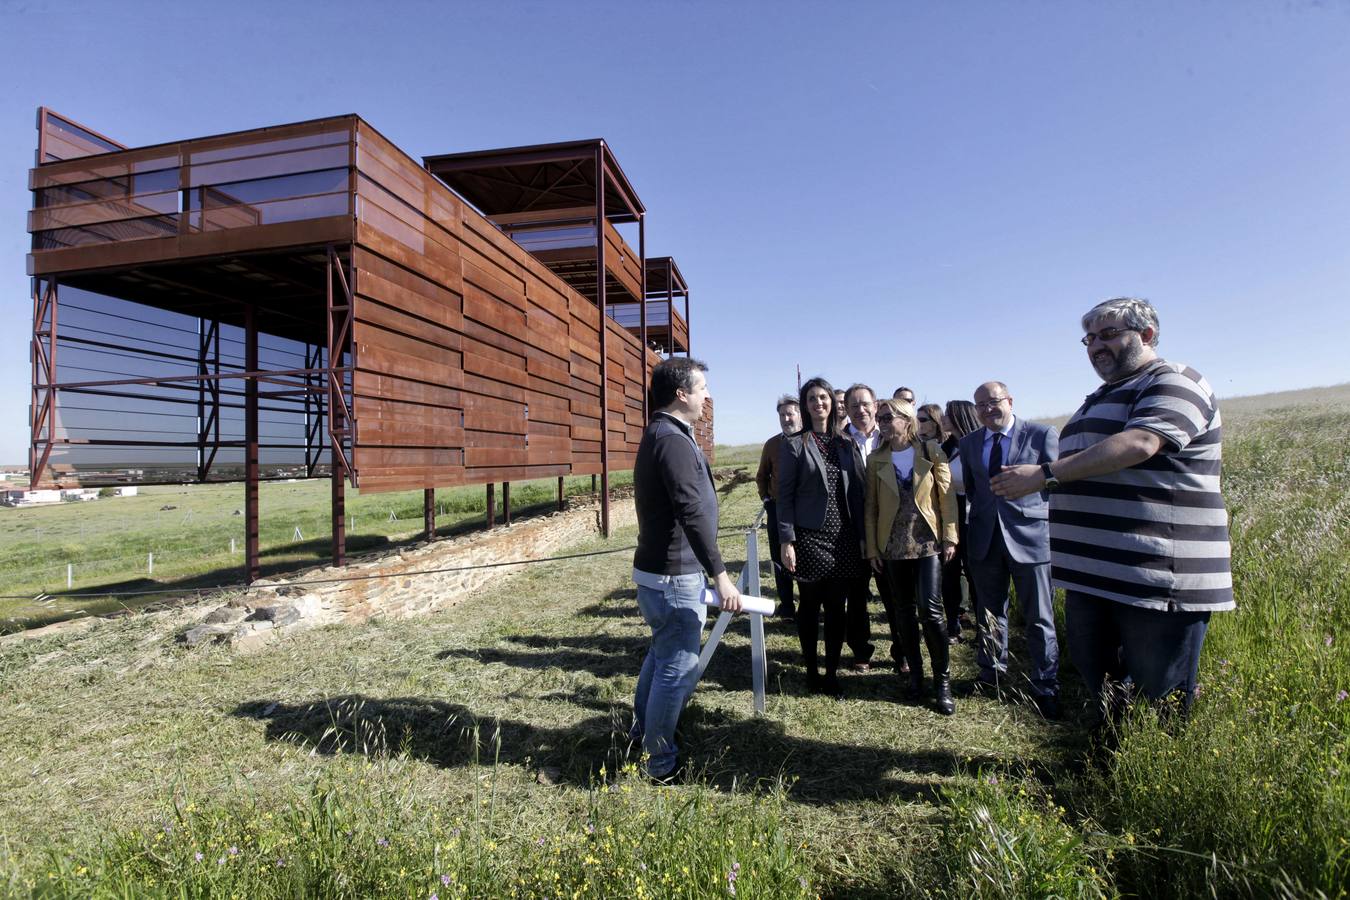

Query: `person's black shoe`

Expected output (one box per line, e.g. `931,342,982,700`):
777,604,796,622
1034,693,1061,720
820,673,844,698
903,672,925,701
934,675,956,716
647,758,686,785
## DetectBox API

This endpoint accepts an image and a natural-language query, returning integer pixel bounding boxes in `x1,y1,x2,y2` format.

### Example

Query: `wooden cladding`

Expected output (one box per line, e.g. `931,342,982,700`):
27,113,703,496
350,121,668,493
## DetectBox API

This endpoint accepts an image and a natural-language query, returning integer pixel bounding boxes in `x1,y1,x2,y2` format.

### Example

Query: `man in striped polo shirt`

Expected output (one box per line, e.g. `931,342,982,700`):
991,297,1234,725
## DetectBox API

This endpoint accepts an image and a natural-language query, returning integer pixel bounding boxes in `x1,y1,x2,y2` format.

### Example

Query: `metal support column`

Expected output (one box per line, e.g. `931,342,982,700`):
666,273,674,359
486,483,496,528
638,213,648,420
557,475,565,511
685,289,691,357
326,245,355,568
595,146,610,537
503,482,511,526
196,319,221,482
244,304,260,583
29,278,57,487
424,488,435,541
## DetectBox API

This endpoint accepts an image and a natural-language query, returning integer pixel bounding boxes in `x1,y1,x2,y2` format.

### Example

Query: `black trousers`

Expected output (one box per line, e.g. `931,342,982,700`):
845,574,875,662
763,499,795,614
883,555,950,680
940,495,970,637
796,577,847,676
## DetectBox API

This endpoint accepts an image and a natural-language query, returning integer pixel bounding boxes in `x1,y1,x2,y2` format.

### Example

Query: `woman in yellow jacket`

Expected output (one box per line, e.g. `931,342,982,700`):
864,398,960,714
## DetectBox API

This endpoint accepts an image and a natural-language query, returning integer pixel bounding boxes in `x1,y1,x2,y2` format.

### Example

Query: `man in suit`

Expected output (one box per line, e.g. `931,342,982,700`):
958,381,1061,717
756,394,801,619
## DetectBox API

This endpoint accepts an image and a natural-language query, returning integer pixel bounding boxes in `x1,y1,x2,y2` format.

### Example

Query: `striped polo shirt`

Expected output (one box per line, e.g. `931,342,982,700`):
1050,359,1235,612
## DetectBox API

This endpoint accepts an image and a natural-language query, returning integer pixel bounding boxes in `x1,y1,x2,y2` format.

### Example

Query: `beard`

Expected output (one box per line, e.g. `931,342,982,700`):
1091,338,1149,382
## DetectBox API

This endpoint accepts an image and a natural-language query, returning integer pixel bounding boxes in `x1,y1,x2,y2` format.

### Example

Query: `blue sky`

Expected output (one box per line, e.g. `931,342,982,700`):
1,0,1347,464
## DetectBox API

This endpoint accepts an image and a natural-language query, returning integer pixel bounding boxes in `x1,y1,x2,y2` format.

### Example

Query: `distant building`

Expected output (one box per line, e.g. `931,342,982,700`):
1,485,63,506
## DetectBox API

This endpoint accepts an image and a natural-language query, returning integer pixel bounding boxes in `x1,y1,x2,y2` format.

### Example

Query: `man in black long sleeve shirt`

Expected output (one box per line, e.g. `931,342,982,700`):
631,357,741,781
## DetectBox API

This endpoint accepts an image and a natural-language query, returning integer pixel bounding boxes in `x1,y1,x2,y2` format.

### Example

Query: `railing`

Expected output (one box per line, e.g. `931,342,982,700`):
29,121,354,253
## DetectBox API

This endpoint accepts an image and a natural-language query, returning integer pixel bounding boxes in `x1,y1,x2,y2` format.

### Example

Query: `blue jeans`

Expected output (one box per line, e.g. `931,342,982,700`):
632,572,707,777
1065,590,1210,719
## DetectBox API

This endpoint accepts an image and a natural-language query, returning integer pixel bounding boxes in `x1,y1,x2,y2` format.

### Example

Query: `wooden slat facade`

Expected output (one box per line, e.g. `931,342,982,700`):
27,112,705,496
349,120,668,492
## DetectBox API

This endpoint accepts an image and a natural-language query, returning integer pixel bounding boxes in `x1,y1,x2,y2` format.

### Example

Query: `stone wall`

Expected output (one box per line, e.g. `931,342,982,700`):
181,494,638,652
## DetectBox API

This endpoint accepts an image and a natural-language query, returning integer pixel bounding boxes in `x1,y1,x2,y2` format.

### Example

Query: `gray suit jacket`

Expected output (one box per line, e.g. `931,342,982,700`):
958,418,1059,564
776,430,864,545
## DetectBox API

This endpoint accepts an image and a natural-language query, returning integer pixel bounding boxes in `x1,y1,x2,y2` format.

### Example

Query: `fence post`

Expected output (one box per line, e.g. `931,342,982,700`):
148,552,153,575
231,537,236,554
67,563,72,588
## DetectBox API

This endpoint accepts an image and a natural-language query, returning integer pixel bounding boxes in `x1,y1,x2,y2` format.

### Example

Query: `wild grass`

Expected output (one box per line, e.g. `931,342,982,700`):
0,472,630,631
0,401,1346,897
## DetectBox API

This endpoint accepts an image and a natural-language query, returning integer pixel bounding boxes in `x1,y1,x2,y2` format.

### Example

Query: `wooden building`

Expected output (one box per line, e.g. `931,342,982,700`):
27,109,707,580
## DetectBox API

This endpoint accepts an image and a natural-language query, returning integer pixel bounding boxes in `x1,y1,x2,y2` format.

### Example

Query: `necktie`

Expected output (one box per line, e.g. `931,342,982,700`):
989,432,1004,478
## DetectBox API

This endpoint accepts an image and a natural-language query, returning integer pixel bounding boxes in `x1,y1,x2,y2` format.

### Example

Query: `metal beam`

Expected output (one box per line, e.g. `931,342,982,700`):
596,147,610,538
244,303,260,583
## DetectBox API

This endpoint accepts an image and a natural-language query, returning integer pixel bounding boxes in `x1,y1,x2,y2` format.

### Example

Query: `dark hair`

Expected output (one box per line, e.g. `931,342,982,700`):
799,376,836,434
650,357,708,410
945,400,980,438
893,385,915,400
776,393,799,411
918,403,947,440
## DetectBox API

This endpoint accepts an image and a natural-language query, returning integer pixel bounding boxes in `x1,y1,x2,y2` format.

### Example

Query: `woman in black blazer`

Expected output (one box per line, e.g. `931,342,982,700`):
778,376,867,696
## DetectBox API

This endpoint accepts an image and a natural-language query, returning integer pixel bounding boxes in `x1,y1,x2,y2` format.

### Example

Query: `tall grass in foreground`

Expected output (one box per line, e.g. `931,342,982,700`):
1078,409,1350,896
3,767,812,899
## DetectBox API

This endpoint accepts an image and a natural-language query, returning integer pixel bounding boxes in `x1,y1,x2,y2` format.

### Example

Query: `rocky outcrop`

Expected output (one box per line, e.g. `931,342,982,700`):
178,495,637,652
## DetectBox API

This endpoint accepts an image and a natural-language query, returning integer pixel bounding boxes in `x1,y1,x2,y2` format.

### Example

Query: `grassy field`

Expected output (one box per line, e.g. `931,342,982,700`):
0,473,633,632
0,392,1347,897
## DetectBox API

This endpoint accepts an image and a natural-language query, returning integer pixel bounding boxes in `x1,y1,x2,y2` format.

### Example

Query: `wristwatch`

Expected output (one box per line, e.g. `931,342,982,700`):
1041,463,1060,491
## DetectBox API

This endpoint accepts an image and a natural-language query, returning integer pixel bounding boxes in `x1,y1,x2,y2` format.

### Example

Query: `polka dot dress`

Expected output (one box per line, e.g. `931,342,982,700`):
794,431,867,583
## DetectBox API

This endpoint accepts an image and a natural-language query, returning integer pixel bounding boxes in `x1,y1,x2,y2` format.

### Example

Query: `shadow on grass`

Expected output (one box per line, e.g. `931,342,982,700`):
231,692,1021,806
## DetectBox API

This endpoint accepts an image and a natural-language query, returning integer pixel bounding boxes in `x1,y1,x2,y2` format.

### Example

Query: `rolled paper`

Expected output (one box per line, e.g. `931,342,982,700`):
701,588,775,616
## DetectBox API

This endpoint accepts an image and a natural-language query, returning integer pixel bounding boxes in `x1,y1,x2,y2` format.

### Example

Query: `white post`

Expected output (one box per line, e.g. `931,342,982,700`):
67,563,72,588
231,537,236,554
148,552,153,575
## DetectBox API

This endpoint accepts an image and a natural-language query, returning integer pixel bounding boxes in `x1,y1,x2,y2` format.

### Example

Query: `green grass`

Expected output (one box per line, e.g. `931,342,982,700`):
0,401,1347,897
0,473,630,632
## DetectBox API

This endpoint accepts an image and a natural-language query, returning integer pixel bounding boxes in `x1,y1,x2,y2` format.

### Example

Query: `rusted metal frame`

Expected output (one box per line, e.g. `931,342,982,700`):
557,476,565,511
503,482,511,526
325,245,355,480
29,278,58,486
327,243,356,568
244,304,260,583
595,147,610,537
196,318,222,481
424,488,435,541
486,483,496,528
303,342,323,478
601,158,643,221
666,262,675,358
425,146,593,174
35,107,49,167
685,287,691,357
639,212,647,420
518,158,588,213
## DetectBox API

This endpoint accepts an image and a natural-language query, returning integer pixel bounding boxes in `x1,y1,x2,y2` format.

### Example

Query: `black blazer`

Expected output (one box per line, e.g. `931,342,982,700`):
776,429,865,544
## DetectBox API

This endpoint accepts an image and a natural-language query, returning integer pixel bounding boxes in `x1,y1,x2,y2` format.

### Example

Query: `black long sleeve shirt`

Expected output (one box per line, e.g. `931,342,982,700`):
632,412,726,577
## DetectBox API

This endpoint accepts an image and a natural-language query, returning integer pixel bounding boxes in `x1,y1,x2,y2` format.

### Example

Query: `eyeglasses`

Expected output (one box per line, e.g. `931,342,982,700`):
876,414,896,423
975,397,1009,410
917,416,932,424
1080,326,1140,346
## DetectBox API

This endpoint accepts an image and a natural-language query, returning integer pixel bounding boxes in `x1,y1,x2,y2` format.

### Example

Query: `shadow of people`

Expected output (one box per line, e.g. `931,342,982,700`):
231,692,1023,807
232,694,630,787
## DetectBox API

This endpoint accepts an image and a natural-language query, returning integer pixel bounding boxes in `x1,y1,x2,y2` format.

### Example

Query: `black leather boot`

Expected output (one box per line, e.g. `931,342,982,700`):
934,675,955,715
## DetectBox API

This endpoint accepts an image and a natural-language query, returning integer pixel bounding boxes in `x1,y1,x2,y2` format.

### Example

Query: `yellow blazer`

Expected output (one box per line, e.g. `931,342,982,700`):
864,439,959,559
